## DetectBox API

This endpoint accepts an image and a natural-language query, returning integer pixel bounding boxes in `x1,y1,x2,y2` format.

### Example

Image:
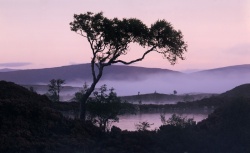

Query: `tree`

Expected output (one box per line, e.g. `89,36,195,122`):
70,12,187,120
135,121,154,131
29,86,36,93
137,91,142,105
47,79,65,102
86,84,125,131
73,82,89,103
161,114,196,128
173,90,177,95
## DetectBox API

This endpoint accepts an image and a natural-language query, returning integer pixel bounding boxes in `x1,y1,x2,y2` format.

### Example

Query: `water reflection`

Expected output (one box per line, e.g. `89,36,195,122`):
113,113,209,131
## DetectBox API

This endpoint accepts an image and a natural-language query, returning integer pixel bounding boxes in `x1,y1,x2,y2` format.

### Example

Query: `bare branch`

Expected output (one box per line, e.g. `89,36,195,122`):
100,48,112,63
112,46,156,65
76,30,87,37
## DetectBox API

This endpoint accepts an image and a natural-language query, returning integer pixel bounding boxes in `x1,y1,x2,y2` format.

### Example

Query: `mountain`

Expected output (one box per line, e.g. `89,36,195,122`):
0,64,250,95
0,64,182,85
193,64,250,77
184,64,250,94
0,68,19,72
121,92,216,104
174,83,250,109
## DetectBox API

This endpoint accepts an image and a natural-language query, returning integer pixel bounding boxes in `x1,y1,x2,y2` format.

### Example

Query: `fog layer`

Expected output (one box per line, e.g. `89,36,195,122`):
68,71,250,96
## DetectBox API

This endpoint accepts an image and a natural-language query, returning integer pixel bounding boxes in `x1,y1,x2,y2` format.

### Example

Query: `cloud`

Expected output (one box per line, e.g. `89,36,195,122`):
0,62,32,67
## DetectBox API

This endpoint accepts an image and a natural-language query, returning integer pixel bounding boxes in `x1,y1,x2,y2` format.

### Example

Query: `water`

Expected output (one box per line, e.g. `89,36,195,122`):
113,112,208,131
62,110,211,131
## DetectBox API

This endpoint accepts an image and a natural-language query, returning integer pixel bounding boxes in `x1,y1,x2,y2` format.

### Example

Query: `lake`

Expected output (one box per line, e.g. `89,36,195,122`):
62,110,211,131
112,112,209,131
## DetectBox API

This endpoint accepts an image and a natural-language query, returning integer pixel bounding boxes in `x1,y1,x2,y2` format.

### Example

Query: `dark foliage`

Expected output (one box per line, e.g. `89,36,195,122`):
86,85,126,131
95,98,250,153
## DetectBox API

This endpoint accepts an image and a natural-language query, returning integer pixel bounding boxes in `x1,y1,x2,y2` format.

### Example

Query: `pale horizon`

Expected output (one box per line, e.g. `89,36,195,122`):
1,0,250,71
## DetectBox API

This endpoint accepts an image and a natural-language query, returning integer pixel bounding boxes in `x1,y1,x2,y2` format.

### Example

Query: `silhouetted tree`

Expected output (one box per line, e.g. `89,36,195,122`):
173,90,177,95
70,12,187,121
86,84,124,131
73,82,89,103
161,114,196,128
135,121,154,131
29,86,36,93
47,79,65,102
137,91,142,105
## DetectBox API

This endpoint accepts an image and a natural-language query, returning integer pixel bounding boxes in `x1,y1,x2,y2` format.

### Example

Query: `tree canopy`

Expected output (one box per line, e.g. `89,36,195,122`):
70,12,187,66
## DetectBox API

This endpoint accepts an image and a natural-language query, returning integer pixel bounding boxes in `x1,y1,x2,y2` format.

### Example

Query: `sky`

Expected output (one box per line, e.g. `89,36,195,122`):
1,0,250,72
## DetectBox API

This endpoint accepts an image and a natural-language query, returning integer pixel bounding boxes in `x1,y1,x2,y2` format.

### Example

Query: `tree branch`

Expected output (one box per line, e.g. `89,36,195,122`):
91,58,97,81
112,46,156,65
76,30,87,37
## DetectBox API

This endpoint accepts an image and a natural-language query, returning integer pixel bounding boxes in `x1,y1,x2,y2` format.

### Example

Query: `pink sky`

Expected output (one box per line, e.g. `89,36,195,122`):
0,0,250,71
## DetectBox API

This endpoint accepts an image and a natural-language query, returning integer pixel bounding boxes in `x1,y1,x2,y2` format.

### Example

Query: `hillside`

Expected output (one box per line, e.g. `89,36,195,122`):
0,81,101,153
193,64,250,77
0,68,18,72
172,83,250,109
196,98,250,153
0,64,181,85
121,92,216,104
0,81,50,103
220,83,250,98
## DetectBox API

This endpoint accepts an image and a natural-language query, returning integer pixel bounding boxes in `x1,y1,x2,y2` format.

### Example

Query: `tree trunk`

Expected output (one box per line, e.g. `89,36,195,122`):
80,95,87,121
57,91,60,102
80,87,94,121
80,66,104,121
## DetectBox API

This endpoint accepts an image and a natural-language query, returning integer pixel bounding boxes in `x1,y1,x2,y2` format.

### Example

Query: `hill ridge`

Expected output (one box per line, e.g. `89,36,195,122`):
0,63,182,84
193,64,250,74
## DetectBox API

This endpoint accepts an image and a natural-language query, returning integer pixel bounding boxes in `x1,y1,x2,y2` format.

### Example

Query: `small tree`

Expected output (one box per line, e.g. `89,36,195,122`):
73,82,89,102
47,79,65,102
86,84,125,131
137,91,142,105
29,86,36,93
135,121,154,131
173,90,177,95
70,12,187,121
161,113,196,128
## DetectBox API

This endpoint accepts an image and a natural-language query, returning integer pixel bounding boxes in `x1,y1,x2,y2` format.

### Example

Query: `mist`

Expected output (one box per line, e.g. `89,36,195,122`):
67,71,250,96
